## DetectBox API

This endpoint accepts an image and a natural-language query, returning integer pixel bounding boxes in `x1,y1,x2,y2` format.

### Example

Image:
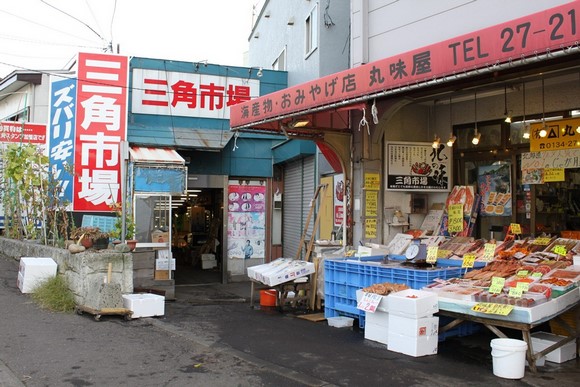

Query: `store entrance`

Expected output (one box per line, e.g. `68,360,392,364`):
172,188,223,285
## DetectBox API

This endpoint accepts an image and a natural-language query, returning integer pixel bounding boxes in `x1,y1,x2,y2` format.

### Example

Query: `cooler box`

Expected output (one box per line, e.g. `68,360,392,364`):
122,293,165,318
17,257,58,293
531,332,576,363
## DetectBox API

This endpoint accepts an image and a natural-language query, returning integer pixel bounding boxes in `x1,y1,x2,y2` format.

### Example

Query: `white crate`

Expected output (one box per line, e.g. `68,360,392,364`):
122,293,165,318
365,321,389,345
388,289,438,318
388,331,438,357
202,259,217,269
388,315,439,337
18,257,57,293
531,332,576,363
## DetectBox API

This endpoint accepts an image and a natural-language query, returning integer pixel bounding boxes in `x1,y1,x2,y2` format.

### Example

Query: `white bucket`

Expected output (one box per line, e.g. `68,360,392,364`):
490,338,528,379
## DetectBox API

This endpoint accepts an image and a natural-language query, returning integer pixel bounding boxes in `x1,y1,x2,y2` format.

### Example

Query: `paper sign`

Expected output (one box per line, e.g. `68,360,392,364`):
357,245,373,257
533,237,551,245
488,277,505,294
531,272,543,279
516,270,529,277
426,246,438,264
483,243,496,261
437,249,450,258
471,303,514,316
462,254,476,268
516,281,530,292
509,223,522,235
447,204,464,233
554,245,567,256
508,287,523,298
544,168,565,182
357,292,382,313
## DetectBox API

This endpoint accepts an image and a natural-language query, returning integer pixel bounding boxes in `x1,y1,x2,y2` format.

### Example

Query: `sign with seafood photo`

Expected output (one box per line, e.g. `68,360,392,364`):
386,142,451,191
478,163,512,217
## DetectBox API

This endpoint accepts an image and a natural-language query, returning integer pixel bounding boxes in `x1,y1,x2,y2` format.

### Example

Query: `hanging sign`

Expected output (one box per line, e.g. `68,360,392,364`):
364,173,380,190
529,117,580,152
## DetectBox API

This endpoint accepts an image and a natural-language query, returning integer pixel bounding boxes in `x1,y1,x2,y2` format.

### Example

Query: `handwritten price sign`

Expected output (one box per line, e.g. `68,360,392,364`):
472,303,514,316
357,292,382,313
427,246,438,264
462,254,476,268
483,243,496,261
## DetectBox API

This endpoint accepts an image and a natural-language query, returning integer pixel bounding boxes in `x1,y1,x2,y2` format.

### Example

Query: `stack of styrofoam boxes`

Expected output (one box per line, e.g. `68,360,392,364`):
387,289,439,357
247,258,315,286
358,290,390,345
201,254,217,269
17,257,58,293
122,293,165,318
531,332,576,364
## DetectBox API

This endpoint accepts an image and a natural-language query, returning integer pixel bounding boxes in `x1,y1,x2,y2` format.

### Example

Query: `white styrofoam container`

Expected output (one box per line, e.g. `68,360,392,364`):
365,321,389,344
327,316,354,328
531,332,576,363
388,289,438,318
388,315,439,337
18,257,58,293
202,259,217,269
366,310,389,327
122,293,165,318
387,331,438,357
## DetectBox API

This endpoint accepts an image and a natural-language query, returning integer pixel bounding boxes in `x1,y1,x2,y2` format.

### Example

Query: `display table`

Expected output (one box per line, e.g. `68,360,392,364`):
438,289,580,373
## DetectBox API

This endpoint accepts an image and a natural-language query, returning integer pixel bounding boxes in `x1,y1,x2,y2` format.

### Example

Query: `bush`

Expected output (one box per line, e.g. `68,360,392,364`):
30,275,76,313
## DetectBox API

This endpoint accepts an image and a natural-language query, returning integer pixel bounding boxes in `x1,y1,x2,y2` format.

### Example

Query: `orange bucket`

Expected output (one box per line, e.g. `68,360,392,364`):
260,289,277,307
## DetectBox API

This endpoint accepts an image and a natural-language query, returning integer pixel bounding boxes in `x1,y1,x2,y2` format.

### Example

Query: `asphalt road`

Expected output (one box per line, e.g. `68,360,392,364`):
1,253,578,387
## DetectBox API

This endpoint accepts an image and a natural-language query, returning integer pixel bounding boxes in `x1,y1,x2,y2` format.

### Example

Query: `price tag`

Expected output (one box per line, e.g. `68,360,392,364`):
426,246,438,264
356,292,382,313
488,277,505,294
516,281,530,292
516,270,529,277
448,204,464,233
508,287,523,298
462,253,476,268
483,243,496,261
533,237,551,245
531,272,543,279
553,245,567,256
509,223,522,235
436,249,450,258
471,302,514,316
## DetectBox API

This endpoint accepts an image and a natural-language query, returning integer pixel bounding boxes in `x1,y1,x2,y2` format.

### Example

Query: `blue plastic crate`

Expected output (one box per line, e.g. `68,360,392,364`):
438,316,482,341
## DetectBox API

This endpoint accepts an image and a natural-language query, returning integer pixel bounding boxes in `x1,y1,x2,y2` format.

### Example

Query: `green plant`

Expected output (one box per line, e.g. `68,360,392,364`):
30,275,76,313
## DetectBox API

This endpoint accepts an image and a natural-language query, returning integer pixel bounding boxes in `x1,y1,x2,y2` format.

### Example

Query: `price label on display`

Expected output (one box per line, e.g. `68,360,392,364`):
471,303,514,316
426,246,438,264
508,287,523,298
447,204,464,233
462,254,476,268
531,272,543,279
554,245,567,256
509,223,522,235
437,249,451,258
516,281,530,292
483,243,496,261
516,270,529,277
533,237,551,245
488,277,505,294
356,292,382,313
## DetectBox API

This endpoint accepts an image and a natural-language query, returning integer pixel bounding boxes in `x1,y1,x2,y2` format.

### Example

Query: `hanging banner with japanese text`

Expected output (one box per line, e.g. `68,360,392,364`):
386,142,451,191
73,52,128,211
48,76,77,207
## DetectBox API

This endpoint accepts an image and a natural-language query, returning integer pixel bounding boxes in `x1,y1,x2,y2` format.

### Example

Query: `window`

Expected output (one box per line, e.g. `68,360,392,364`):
305,4,318,56
272,48,286,71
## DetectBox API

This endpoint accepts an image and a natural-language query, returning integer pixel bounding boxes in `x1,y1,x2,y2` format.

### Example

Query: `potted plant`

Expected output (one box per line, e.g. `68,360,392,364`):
111,214,137,251
70,226,108,249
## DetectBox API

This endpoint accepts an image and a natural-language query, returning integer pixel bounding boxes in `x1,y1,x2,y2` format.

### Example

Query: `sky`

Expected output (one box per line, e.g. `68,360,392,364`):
0,0,262,79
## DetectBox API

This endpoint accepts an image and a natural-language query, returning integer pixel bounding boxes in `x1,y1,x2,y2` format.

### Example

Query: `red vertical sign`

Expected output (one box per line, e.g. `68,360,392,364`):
73,53,128,211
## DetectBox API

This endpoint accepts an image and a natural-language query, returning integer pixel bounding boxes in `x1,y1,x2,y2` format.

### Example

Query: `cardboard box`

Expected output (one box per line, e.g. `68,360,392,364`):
365,321,389,345
202,259,217,269
122,293,165,318
388,289,438,318
388,331,438,357
246,258,315,286
531,332,576,363
388,315,439,337
18,257,58,293
154,270,170,280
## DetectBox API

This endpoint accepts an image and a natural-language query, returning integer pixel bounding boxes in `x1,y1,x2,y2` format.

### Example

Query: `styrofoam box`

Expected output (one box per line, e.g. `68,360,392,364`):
531,332,576,363
388,331,438,357
389,315,439,337
356,289,388,313
366,310,389,327
202,259,217,269
388,289,438,318
122,293,165,318
201,254,215,261
18,257,57,293
365,321,389,345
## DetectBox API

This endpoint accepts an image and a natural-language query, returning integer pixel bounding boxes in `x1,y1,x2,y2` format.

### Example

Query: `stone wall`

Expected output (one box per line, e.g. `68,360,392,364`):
0,237,133,306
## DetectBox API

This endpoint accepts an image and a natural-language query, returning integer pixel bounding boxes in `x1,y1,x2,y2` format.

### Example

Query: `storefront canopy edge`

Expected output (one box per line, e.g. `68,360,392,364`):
129,146,185,164
230,2,580,135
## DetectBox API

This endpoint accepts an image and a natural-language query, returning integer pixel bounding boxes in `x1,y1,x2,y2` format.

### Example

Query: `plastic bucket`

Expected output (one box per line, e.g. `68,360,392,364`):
490,338,528,379
259,290,277,307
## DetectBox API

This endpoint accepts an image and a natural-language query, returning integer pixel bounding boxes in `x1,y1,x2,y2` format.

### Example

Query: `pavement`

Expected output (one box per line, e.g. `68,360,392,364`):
1,253,579,386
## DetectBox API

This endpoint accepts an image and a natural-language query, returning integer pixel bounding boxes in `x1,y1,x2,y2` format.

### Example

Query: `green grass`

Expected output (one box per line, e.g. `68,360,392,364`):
30,275,76,313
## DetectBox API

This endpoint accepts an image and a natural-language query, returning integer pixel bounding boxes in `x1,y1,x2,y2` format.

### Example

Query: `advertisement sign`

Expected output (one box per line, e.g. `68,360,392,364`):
386,142,451,191
73,52,128,211
0,121,46,144
227,181,266,260
478,163,512,217
529,117,580,152
333,174,344,227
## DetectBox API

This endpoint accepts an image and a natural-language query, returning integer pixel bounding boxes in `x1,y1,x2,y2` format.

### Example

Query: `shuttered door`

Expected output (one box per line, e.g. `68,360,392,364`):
283,156,316,258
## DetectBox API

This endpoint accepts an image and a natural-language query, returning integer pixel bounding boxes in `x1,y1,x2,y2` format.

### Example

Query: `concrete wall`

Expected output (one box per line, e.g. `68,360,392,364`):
0,237,133,307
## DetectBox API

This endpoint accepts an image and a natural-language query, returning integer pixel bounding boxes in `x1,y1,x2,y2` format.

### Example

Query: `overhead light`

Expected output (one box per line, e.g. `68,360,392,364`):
504,113,512,123
472,129,481,145
523,123,530,139
257,67,263,77
446,134,456,147
539,125,548,138
576,125,580,134
290,119,310,128
503,85,511,123
432,135,440,149
522,82,528,139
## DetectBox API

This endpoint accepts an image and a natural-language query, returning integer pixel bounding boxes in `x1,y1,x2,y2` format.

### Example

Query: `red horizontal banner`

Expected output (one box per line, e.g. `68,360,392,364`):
231,2,580,128
0,121,46,144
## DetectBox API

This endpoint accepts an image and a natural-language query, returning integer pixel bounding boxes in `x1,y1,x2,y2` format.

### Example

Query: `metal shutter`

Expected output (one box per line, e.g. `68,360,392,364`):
283,156,316,258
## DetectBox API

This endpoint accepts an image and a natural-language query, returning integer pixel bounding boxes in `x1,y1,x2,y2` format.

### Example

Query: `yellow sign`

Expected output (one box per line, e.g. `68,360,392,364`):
471,303,514,316
437,249,450,258
483,243,496,261
516,281,530,292
544,168,565,182
554,245,567,256
508,287,523,298
462,253,476,268
365,191,378,217
364,173,380,191
529,117,580,152
489,277,505,294
447,204,464,233
516,270,529,277
509,223,522,235
365,218,377,239
427,246,438,264
533,237,551,245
